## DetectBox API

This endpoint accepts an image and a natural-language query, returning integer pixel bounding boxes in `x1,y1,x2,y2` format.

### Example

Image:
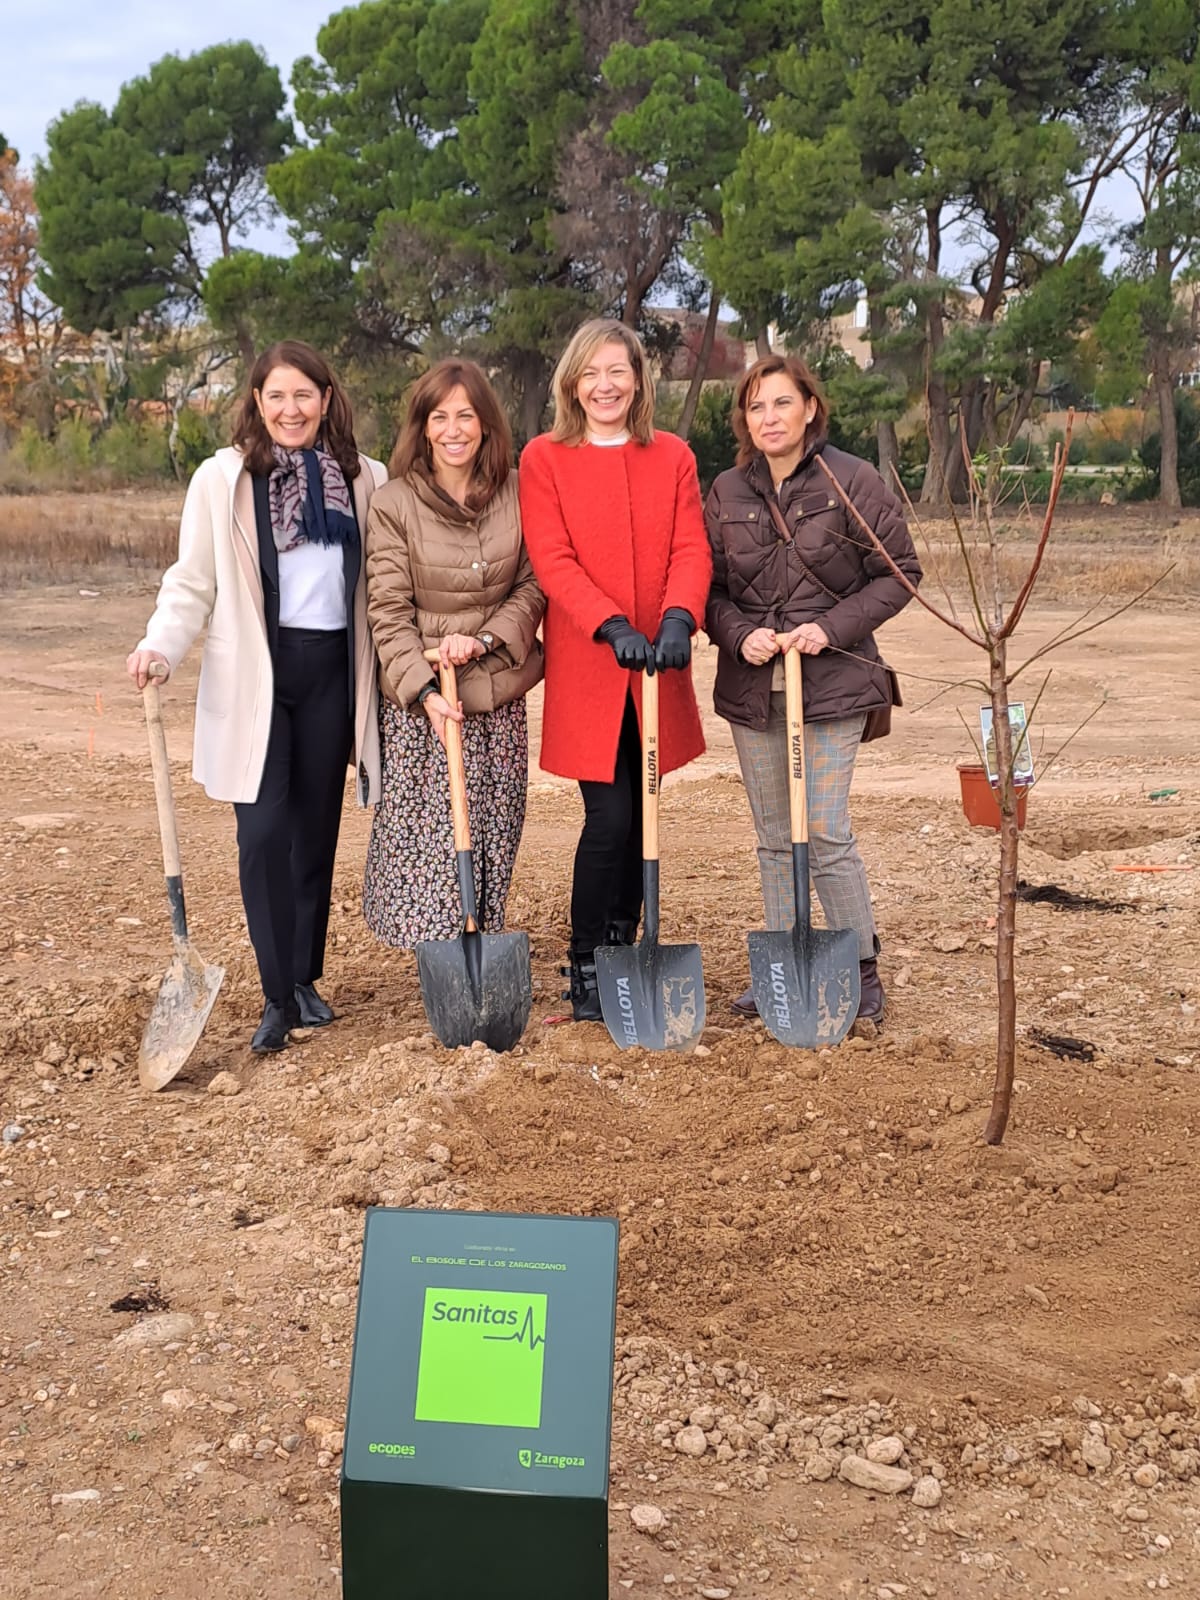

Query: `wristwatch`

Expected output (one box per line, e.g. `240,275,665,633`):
477,632,495,651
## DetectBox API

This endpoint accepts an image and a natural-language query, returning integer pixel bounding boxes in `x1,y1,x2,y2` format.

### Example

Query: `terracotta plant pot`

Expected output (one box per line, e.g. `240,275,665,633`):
957,763,1028,831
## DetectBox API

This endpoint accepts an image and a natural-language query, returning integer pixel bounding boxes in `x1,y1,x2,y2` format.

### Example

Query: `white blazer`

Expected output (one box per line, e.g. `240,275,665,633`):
138,446,389,805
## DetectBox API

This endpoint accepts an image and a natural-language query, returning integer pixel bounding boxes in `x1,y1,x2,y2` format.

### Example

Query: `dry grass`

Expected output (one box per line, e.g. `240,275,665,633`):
0,491,183,585
913,535,1199,604
1,488,1196,608
904,505,1200,605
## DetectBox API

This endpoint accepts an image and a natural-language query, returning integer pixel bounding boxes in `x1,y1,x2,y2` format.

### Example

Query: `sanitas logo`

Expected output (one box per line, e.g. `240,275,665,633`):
368,1441,416,1457
416,1287,548,1430
517,1449,585,1470
431,1300,520,1328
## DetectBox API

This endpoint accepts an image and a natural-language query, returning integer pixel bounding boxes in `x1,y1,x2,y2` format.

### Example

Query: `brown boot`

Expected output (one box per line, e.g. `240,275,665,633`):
730,984,757,1019
857,957,884,1022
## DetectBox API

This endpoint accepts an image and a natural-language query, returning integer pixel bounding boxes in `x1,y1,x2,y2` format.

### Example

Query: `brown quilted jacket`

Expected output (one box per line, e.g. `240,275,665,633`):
366,466,545,713
703,439,921,730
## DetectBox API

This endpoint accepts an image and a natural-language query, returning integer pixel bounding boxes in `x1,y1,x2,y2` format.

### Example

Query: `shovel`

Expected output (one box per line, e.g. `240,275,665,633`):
138,664,224,1091
747,645,860,1048
414,650,532,1053
595,670,706,1051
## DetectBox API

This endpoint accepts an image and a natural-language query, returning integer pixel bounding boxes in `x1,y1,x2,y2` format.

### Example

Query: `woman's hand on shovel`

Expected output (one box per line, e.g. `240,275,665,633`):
741,627,780,667
127,648,170,689
777,623,829,656
422,691,464,748
438,633,485,667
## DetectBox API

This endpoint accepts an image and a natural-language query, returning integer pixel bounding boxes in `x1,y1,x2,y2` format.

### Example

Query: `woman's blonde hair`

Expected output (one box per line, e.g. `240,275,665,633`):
550,318,656,446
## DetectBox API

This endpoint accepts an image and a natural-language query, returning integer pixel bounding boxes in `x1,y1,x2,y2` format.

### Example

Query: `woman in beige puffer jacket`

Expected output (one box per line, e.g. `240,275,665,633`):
363,359,544,948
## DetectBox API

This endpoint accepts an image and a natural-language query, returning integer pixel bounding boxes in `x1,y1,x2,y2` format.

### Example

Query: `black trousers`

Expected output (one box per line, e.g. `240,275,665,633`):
570,692,644,957
233,628,351,1002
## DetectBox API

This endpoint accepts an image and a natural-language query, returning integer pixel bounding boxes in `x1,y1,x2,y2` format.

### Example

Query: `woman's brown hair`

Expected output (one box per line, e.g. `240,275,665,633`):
232,340,361,480
550,318,656,446
388,359,512,508
732,354,829,468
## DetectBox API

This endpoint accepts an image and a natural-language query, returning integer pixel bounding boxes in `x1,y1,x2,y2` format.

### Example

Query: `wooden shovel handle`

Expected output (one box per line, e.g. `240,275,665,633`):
423,649,471,855
779,642,808,848
143,663,182,880
142,662,190,947
641,670,660,863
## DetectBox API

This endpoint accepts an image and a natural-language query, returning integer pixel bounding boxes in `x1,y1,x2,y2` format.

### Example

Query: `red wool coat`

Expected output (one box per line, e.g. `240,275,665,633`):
519,431,713,782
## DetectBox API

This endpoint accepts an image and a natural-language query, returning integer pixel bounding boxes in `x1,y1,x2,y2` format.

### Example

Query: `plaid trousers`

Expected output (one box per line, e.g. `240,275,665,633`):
730,694,877,959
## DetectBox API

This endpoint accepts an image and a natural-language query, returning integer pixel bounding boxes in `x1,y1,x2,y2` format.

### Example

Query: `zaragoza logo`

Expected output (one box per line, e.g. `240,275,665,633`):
414,1287,547,1430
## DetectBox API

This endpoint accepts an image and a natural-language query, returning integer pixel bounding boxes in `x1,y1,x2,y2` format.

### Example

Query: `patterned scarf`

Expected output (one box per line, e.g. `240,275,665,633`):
267,445,357,555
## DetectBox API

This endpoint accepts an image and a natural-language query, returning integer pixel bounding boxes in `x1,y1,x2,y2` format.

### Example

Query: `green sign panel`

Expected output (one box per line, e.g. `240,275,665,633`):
341,1208,618,1600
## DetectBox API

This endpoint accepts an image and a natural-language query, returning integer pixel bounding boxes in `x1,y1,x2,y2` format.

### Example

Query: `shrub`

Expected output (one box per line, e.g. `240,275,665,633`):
1006,435,1045,469
1088,432,1133,466
686,384,737,493
95,418,170,480
0,414,173,490
173,408,222,479
1137,391,1200,504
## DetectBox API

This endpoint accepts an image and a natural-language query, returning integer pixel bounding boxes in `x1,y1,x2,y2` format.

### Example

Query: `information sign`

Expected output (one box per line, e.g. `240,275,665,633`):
341,1207,618,1599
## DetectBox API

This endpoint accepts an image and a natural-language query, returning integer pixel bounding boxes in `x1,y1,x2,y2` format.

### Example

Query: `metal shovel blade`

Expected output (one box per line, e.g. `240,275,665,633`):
415,927,532,1054
138,943,225,1091
748,924,860,1049
595,938,706,1052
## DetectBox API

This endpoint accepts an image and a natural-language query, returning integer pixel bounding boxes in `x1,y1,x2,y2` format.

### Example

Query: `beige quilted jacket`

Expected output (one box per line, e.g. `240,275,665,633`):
365,466,545,713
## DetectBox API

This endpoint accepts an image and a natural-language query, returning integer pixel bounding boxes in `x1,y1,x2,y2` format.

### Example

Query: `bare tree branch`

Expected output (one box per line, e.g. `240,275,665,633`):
998,419,1075,639
1027,697,1110,789
1010,569,1175,679
816,456,988,647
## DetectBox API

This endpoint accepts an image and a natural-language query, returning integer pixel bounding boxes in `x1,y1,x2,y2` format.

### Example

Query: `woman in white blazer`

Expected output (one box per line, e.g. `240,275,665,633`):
127,340,387,1054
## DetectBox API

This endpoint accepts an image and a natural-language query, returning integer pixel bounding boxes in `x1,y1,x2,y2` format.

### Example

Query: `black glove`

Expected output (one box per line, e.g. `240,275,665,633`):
653,608,695,672
596,615,656,674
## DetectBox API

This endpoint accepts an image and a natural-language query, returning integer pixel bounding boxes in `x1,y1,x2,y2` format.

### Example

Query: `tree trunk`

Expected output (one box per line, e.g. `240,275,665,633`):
236,321,256,371
876,421,900,491
677,291,721,442
755,327,772,359
866,296,901,489
983,643,1020,1146
920,206,952,505
1154,358,1181,509
516,357,551,447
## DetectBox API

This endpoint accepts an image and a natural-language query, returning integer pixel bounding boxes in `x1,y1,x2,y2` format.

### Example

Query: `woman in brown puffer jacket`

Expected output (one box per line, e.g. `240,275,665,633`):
363,360,544,948
704,354,921,1026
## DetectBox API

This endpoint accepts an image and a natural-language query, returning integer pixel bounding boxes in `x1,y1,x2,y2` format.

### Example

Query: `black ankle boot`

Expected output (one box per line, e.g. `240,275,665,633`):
560,952,602,1022
294,982,334,1027
251,997,300,1054
602,919,638,947
857,957,885,1022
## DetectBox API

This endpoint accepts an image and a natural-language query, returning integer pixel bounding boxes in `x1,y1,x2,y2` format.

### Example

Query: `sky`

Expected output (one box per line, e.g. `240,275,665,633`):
3,0,338,167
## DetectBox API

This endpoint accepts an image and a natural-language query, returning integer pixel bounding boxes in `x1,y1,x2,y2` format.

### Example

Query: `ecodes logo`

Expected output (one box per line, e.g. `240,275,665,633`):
517,1448,585,1470
368,1441,416,1457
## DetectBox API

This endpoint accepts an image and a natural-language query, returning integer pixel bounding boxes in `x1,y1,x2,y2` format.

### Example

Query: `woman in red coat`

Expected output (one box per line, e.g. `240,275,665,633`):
519,318,712,1020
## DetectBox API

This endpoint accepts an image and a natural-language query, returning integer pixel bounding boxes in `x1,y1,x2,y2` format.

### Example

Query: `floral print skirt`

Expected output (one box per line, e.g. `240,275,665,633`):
363,696,529,950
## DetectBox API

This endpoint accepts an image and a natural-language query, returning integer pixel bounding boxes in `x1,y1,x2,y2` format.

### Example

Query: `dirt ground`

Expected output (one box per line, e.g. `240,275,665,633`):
2,533,1199,1598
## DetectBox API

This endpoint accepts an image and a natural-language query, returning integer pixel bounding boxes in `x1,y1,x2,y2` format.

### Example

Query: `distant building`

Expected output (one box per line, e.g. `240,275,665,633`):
648,308,755,381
